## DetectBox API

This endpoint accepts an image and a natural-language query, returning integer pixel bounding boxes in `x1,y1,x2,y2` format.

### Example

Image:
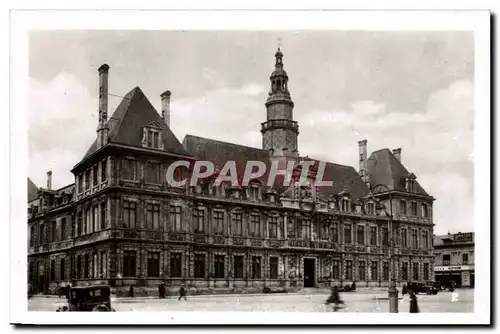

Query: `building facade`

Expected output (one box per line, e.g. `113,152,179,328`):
433,232,474,288
28,49,435,295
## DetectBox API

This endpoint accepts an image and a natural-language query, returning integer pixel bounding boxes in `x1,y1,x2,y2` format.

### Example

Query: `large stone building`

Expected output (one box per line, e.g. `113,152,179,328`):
433,232,474,288
27,49,435,295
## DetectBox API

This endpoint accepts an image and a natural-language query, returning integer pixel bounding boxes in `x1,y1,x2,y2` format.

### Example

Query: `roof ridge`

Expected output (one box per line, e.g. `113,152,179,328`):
184,134,267,152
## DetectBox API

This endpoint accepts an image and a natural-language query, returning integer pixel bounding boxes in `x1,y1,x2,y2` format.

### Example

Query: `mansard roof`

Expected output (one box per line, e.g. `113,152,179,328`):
81,87,190,161
27,178,39,202
366,148,429,196
182,134,369,200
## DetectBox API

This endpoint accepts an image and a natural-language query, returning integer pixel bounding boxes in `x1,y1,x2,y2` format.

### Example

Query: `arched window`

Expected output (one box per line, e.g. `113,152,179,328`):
277,79,281,91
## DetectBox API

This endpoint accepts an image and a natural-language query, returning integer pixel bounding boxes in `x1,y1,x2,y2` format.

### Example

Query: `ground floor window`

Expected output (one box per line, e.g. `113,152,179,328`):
383,262,389,280
423,263,429,281
358,261,365,280
60,258,65,281
270,257,279,279
194,254,205,278
123,251,137,278
370,261,378,281
214,255,225,278
251,256,262,279
413,262,419,281
402,262,408,281
50,260,55,281
147,252,160,277
84,254,90,279
76,255,82,279
346,260,353,280
332,260,340,280
233,256,244,279
170,253,182,278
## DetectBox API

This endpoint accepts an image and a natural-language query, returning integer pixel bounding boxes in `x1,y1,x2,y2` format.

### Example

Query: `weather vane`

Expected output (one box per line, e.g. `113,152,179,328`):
277,37,282,49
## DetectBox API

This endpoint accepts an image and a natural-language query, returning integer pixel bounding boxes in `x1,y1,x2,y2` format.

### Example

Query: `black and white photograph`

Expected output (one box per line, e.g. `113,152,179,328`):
8,9,491,326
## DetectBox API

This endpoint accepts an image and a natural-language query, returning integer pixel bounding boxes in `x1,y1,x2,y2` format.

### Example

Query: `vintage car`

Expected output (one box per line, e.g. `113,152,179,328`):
56,285,116,312
407,281,439,295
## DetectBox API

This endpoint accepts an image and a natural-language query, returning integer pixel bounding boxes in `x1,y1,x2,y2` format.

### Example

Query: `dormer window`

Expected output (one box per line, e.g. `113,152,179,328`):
367,202,375,215
405,173,417,193
142,122,164,150
249,186,259,201
341,198,350,212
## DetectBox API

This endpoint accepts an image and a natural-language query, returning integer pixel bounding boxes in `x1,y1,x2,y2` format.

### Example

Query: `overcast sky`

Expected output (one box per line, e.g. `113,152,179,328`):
28,31,474,235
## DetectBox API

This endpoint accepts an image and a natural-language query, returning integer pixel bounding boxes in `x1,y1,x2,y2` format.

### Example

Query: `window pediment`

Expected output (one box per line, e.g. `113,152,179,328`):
141,123,164,150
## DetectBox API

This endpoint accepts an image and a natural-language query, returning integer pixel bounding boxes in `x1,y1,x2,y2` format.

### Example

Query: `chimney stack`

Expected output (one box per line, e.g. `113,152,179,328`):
46,171,52,190
358,139,368,182
97,64,110,149
161,90,171,128
392,148,402,162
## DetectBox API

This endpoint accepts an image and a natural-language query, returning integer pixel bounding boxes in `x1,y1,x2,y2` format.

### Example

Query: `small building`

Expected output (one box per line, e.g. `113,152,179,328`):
433,232,474,288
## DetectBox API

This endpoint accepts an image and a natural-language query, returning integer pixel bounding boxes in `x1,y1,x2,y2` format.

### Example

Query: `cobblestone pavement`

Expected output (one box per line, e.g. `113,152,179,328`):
28,289,473,313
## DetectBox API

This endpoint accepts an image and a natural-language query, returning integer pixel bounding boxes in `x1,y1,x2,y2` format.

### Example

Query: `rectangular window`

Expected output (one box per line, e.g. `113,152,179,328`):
51,221,57,243
93,165,98,186
367,202,375,215
194,254,205,278
213,210,224,235
383,262,389,281
39,224,45,244
170,253,182,278
123,201,137,228
400,200,407,215
50,260,55,281
233,256,244,279
332,260,340,280
193,208,204,233
346,260,353,280
85,170,91,190
60,258,65,281
341,198,349,212
76,255,82,279
358,261,365,280
61,218,66,241
250,214,260,237
401,228,407,248
93,253,98,279
77,212,82,236
402,262,408,281
249,186,259,201
30,225,35,246
146,204,160,230
270,257,279,279
332,223,339,243
170,206,182,232
122,159,137,181
232,212,243,236
99,251,106,278
382,226,389,246
100,202,107,230
412,229,418,248
370,226,377,246
357,225,365,245
410,202,418,216
101,159,107,182
423,263,429,281
301,219,311,240
93,206,98,232
422,230,429,249
214,255,225,279
251,256,261,279
412,262,419,281
268,216,278,239
78,175,83,193
319,221,329,240
344,224,352,244
123,251,136,277
443,254,450,266
421,203,428,218
370,261,378,281
147,252,160,277
147,130,160,149
462,253,469,265
146,162,160,184
84,254,90,279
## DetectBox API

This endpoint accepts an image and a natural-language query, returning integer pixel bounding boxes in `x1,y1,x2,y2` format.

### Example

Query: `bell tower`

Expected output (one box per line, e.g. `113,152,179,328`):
261,48,299,158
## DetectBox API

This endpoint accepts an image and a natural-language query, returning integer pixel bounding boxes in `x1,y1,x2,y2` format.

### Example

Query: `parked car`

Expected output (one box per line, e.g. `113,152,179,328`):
56,285,115,312
407,281,439,295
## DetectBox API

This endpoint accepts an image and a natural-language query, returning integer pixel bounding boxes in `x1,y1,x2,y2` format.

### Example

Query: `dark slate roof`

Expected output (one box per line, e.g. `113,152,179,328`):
182,135,369,200
367,149,429,196
27,178,39,202
82,87,190,160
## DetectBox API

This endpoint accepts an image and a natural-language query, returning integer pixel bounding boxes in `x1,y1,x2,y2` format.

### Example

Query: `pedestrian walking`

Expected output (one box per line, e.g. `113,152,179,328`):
178,286,187,301
158,284,165,299
325,286,344,311
402,284,408,295
409,289,420,313
129,285,135,298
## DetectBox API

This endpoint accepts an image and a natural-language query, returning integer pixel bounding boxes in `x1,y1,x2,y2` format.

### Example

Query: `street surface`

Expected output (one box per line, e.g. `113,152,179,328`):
28,288,473,313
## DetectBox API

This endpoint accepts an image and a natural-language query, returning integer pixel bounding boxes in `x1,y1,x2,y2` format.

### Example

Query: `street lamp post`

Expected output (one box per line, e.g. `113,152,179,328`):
371,184,399,313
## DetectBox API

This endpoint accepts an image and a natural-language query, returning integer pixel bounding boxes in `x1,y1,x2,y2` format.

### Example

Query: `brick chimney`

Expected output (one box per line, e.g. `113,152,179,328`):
46,171,52,190
392,148,402,162
97,64,110,149
161,90,171,128
358,139,368,182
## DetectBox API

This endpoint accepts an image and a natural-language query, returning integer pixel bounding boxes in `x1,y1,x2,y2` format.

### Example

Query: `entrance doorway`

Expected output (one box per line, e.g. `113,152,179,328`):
303,258,316,287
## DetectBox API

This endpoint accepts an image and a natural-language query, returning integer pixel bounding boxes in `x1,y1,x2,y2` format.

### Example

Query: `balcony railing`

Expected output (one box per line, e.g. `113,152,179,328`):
261,119,299,134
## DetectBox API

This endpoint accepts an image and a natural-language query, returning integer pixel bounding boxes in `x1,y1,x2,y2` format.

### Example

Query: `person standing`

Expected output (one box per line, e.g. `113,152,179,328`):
158,284,166,299
178,286,187,301
409,290,420,313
